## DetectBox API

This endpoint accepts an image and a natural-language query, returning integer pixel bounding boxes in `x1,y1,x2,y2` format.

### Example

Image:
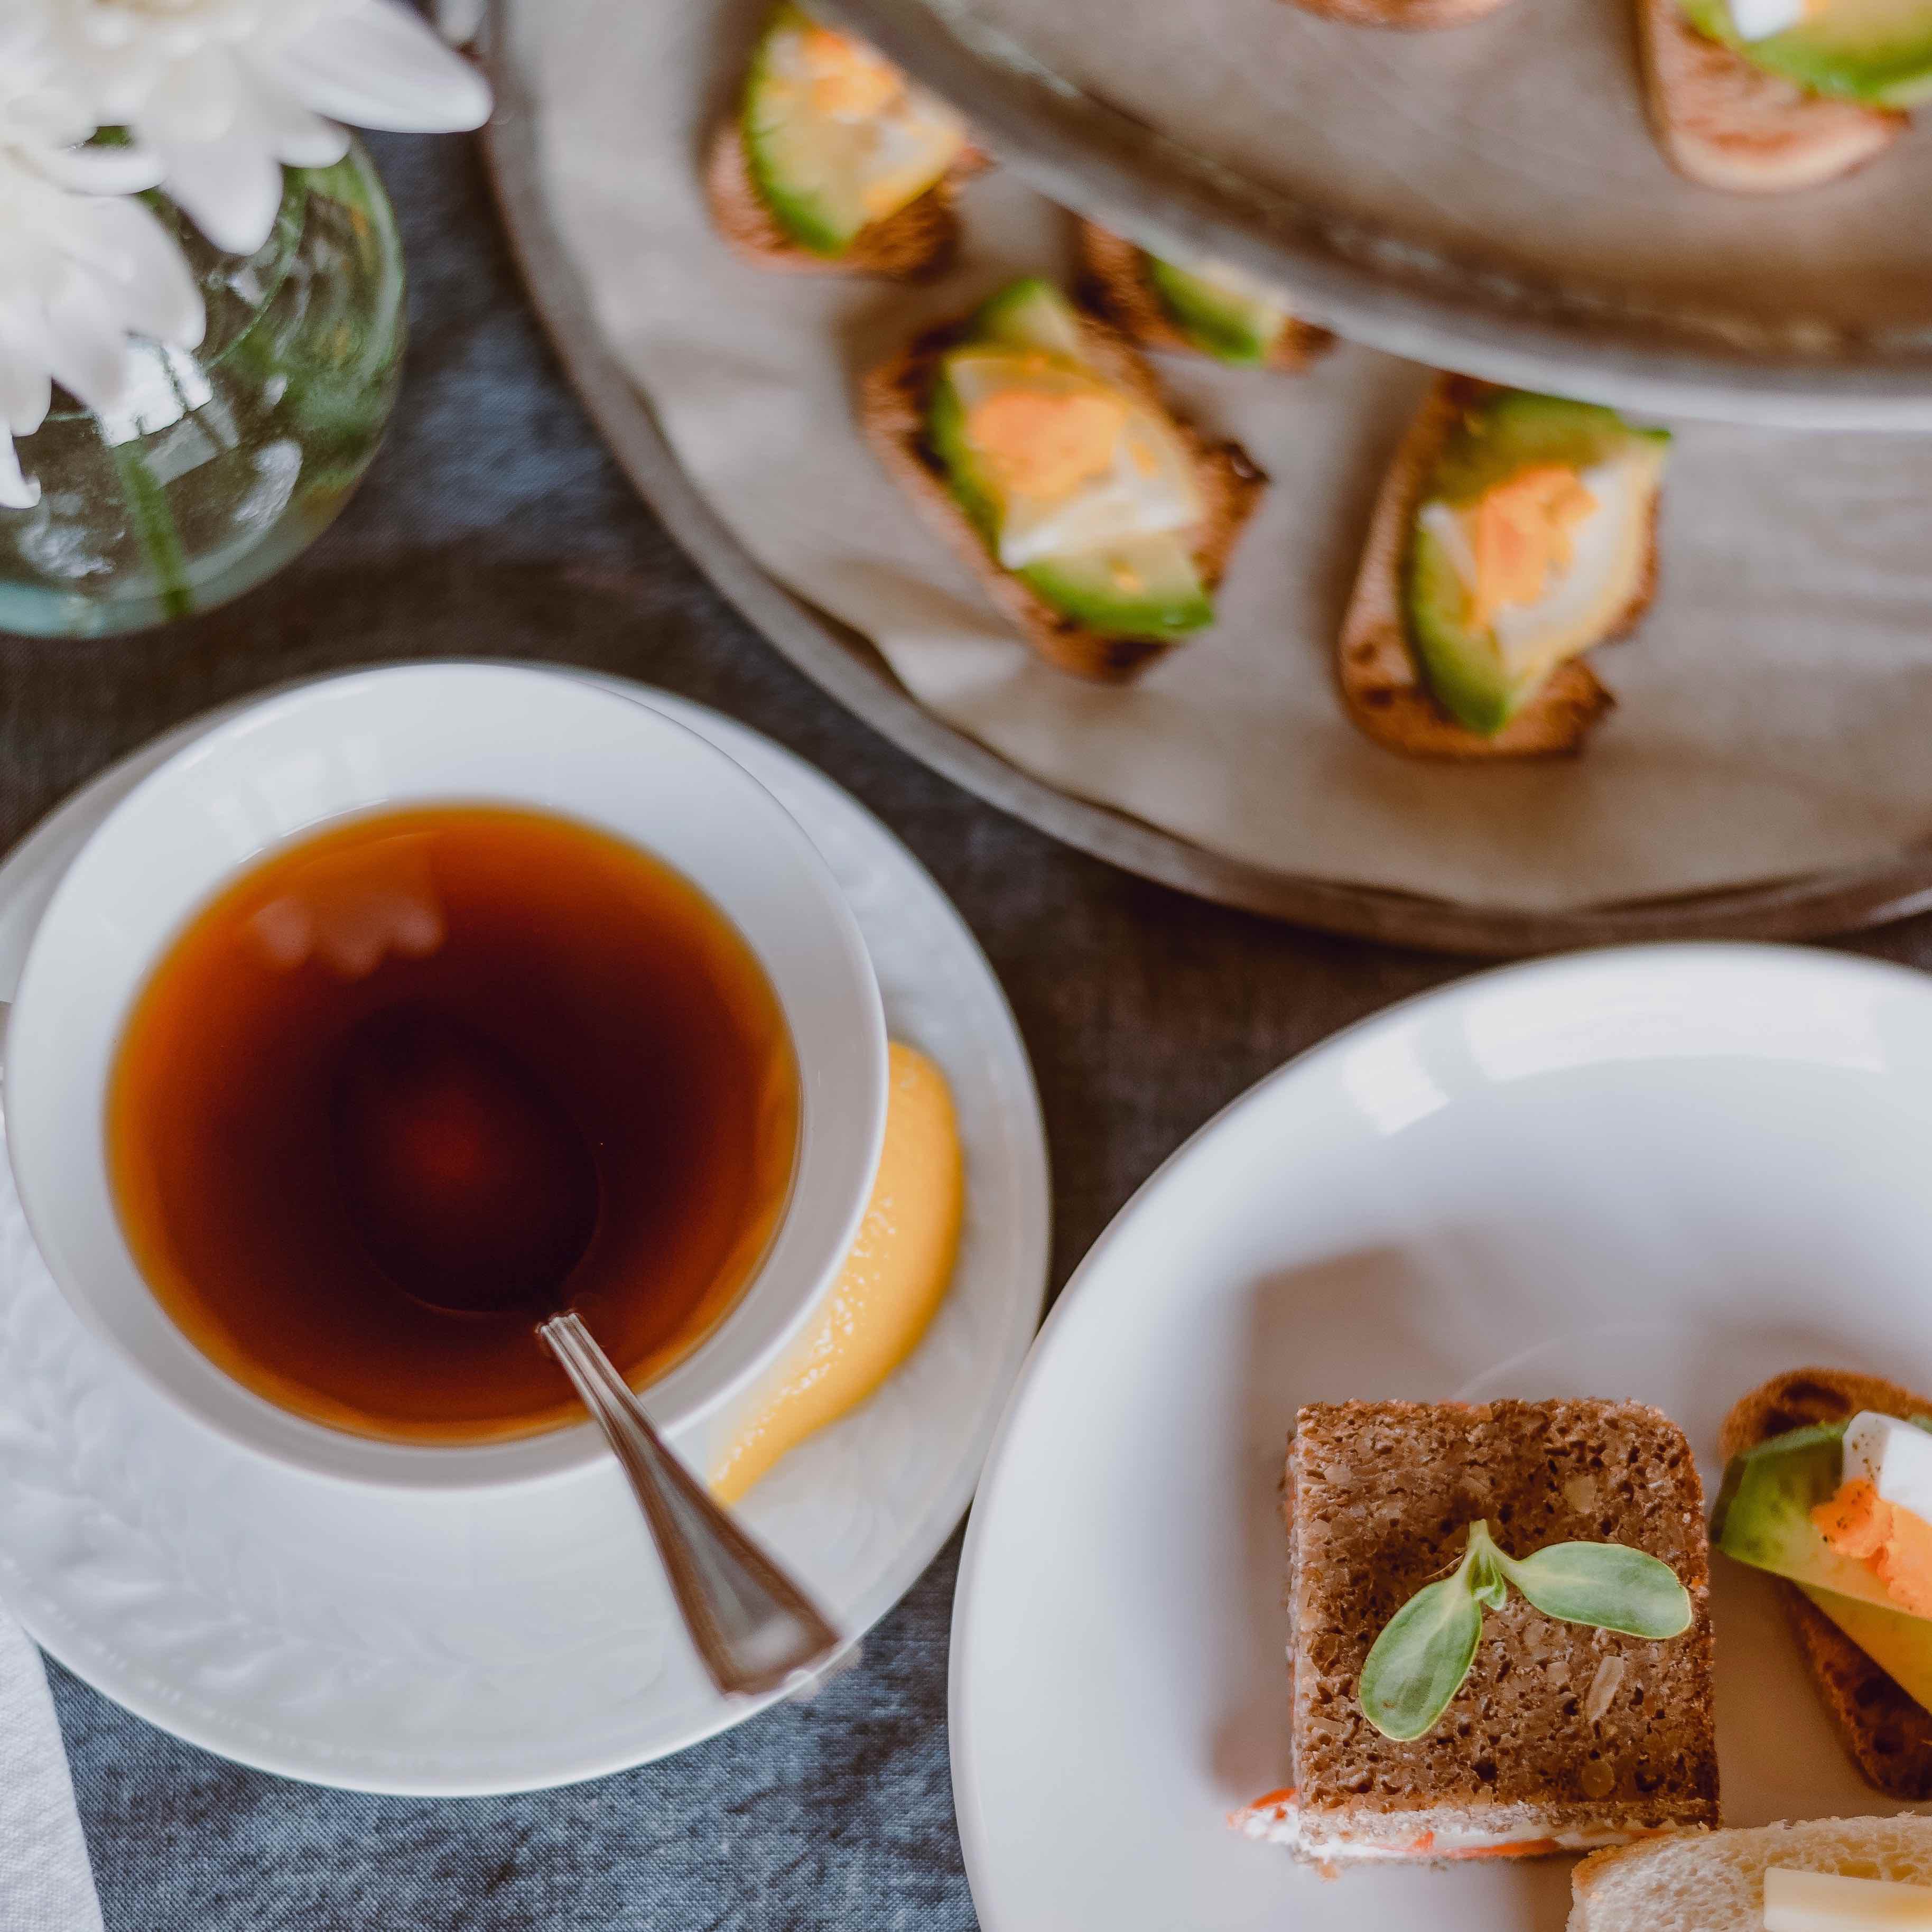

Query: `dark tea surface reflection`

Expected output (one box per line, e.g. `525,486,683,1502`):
107,804,801,1443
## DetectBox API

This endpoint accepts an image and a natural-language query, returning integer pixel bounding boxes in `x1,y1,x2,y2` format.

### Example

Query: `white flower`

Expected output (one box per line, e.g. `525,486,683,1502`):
47,0,492,257
0,11,203,509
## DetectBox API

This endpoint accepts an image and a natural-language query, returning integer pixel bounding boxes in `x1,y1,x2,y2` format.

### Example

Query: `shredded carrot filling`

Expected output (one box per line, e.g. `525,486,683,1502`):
1460,465,1597,630
1814,1478,1932,1618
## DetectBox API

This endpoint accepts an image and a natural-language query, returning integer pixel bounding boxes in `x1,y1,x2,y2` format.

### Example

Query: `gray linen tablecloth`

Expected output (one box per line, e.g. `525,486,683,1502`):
14,132,1931,1931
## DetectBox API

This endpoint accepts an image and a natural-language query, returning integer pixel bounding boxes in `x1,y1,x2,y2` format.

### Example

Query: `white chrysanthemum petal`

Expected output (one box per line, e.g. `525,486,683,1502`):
80,199,206,348
0,430,40,512
31,141,164,196
147,112,285,256
141,42,243,146
41,268,137,414
272,0,490,132
243,63,351,168
0,308,53,438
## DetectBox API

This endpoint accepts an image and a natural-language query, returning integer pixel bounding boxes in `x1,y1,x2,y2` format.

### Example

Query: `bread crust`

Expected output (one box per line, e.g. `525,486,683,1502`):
1336,374,1660,760
704,120,988,282
1720,1369,1932,1800
1073,221,1333,373
1285,0,1515,26
858,303,1268,682
1635,0,1905,193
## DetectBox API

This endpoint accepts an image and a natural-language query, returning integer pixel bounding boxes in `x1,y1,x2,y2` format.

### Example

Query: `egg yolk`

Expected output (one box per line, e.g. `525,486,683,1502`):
964,385,1127,504
796,24,906,121
1459,464,1598,631
1814,1478,1932,1619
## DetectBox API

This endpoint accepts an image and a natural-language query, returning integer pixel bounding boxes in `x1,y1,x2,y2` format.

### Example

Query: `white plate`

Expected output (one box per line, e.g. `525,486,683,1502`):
0,672,1050,1795
952,944,1932,1932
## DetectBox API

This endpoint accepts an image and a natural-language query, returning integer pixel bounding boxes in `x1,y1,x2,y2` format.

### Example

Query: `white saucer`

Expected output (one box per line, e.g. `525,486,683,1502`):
0,672,1049,1796
951,945,1932,1932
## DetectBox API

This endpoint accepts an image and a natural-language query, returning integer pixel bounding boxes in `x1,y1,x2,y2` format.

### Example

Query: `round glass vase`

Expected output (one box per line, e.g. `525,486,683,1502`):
0,137,405,640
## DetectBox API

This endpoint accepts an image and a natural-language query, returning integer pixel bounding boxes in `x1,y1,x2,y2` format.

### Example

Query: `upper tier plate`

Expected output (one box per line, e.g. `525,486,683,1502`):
820,0,1932,429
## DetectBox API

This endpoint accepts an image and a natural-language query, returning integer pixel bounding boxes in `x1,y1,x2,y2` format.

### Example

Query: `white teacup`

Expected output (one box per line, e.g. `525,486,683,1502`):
2,663,887,1490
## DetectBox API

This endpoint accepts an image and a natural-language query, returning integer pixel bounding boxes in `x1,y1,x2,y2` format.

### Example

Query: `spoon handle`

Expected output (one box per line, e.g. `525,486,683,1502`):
538,1311,841,1698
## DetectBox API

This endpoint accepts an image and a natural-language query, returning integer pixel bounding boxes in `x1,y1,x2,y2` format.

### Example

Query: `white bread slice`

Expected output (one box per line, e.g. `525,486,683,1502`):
1571,1817,1932,1932
1636,0,1906,193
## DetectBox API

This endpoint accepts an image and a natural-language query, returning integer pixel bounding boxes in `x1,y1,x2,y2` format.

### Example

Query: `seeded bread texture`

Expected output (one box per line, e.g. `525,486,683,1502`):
1570,1815,1932,1932
1288,1400,1719,1854
1073,221,1333,372
1720,1369,1932,1800
704,120,987,281
1635,0,1904,193
1336,374,1658,760
859,303,1268,682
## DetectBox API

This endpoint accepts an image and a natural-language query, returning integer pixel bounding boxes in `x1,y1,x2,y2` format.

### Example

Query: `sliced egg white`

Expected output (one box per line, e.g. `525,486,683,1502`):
1730,0,1808,39
1417,449,1659,684
1844,1411,1932,1526
945,351,1204,570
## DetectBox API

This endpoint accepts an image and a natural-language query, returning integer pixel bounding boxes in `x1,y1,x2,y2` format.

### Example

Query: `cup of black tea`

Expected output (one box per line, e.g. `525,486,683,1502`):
2,664,887,1489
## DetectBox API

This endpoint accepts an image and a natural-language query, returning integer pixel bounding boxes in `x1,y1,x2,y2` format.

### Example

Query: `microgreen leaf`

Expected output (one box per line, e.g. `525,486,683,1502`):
1481,1525,1692,1639
1357,1545,1484,1742
1469,1539,1509,1614
1358,1520,1695,1740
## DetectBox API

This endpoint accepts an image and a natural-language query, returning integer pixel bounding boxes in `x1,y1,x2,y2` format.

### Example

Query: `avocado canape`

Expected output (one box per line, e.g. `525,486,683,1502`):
860,277,1267,681
1075,221,1332,372
1338,375,1669,759
708,4,979,279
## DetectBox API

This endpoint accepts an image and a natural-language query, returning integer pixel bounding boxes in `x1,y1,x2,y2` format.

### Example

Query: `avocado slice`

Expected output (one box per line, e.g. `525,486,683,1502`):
925,281,1213,641
1711,1420,1908,1614
742,5,962,255
1146,257,1289,367
970,278,1089,361
1400,391,1669,737
1679,0,1932,109
928,363,1211,639
1713,1417,1932,1714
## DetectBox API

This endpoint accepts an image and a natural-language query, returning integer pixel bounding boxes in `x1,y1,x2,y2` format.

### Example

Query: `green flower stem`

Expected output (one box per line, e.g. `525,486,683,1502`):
102,429,192,623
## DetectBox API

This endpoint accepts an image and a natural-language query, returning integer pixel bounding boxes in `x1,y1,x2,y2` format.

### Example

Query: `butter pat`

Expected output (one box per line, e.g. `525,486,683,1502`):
1844,1413,1932,1525
1764,1868,1932,1931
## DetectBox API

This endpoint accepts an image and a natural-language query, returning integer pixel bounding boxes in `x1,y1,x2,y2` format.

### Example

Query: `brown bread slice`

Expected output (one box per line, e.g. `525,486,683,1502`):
1073,221,1333,373
1719,1369,1932,1800
704,120,987,281
1636,0,1905,193
858,302,1268,682
1286,1400,1719,1863
1336,373,1659,760
1285,0,1516,25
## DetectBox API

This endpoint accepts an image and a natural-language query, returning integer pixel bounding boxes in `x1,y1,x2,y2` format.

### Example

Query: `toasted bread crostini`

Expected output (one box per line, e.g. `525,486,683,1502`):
1637,0,1905,193
1717,1369,1932,1801
707,4,986,281
860,280,1267,683
1339,374,1667,761
1074,222,1333,373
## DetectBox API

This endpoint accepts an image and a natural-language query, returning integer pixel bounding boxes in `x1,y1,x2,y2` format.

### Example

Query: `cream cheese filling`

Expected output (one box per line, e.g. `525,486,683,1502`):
1235,1798,1654,1862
